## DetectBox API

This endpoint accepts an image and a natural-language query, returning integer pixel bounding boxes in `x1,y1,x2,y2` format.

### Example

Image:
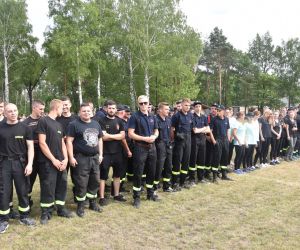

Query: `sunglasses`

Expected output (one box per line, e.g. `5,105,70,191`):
139,102,148,105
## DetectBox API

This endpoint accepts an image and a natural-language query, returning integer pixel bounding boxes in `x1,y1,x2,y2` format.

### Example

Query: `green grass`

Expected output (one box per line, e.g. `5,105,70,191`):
2,161,300,250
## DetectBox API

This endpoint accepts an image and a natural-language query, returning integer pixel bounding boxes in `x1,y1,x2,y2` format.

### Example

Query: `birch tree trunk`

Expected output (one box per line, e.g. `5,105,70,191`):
144,64,150,97
97,64,101,107
76,46,83,104
3,43,9,102
129,51,136,111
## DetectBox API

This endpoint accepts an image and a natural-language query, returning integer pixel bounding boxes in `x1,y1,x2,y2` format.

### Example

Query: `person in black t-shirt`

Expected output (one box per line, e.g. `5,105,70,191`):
0,103,36,233
258,110,272,166
22,100,45,207
98,100,126,206
284,108,298,161
66,103,103,217
37,99,74,225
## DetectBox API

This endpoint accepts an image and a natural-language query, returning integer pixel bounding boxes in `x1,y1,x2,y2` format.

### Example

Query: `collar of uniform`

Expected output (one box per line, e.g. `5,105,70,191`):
138,110,149,117
157,114,166,121
179,110,190,116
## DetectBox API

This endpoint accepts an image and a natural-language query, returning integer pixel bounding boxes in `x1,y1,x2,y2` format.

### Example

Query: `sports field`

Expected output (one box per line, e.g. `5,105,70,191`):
2,161,300,250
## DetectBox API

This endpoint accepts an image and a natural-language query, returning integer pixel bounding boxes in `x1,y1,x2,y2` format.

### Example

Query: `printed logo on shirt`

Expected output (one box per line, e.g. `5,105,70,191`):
15,136,24,139
83,128,99,147
57,130,62,134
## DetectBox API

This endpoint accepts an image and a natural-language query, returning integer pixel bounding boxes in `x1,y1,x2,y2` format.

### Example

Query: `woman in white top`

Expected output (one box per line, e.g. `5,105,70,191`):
232,111,246,174
244,113,257,171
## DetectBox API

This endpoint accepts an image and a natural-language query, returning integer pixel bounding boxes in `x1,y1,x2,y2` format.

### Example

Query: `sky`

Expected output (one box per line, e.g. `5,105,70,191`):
27,0,300,52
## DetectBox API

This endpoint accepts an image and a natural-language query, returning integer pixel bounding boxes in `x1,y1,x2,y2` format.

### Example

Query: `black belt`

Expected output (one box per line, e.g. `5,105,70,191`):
1,155,24,160
75,152,98,157
135,142,154,149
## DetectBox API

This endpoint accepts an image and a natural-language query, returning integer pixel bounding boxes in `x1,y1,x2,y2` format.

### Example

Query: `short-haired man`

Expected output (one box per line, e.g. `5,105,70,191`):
189,101,210,184
0,103,36,233
98,100,127,205
37,99,73,224
66,103,103,217
171,98,193,190
23,100,45,207
128,95,159,208
154,102,173,192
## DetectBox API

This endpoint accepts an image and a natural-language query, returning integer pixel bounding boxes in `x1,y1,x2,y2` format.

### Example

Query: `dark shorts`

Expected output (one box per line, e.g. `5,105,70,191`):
100,152,123,180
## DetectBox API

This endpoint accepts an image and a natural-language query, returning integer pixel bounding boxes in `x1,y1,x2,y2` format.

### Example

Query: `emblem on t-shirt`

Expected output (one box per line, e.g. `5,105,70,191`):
83,128,99,147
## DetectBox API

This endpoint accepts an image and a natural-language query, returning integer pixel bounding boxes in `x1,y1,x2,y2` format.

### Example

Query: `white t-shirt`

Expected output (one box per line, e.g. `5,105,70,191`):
245,122,257,145
233,120,246,146
228,116,237,141
253,119,260,142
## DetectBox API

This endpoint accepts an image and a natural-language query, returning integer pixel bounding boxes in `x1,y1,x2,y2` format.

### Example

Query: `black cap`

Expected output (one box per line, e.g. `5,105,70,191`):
124,105,131,112
211,103,218,108
288,107,295,111
217,104,225,110
117,104,125,111
193,100,202,106
246,112,254,117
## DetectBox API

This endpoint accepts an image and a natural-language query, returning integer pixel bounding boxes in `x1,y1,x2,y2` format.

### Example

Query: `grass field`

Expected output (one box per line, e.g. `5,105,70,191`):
2,161,300,250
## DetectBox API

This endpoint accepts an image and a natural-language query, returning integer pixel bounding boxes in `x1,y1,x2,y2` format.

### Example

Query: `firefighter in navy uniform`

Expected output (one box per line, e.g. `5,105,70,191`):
128,95,159,209
22,100,45,207
116,105,133,192
171,98,193,190
189,101,210,184
0,103,36,234
204,103,218,181
37,99,74,225
154,102,173,192
66,103,103,217
210,105,233,183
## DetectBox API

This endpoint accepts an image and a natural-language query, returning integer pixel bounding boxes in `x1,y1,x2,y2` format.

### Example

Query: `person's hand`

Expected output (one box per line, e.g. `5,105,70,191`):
24,164,32,176
60,159,68,171
127,150,132,158
99,155,103,164
69,157,78,167
52,158,62,170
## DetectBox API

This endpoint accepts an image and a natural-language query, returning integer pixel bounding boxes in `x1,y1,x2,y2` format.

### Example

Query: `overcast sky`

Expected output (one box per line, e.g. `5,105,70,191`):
27,0,300,52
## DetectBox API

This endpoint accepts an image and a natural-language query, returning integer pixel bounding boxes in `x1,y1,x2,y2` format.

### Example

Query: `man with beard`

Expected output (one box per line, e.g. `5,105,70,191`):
98,100,126,206
66,103,103,217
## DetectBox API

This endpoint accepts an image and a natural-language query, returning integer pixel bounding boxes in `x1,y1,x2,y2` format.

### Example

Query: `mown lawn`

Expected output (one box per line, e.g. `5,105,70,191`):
2,161,300,250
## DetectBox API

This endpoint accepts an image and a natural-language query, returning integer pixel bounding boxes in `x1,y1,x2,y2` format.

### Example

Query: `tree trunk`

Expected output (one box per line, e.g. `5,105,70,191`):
27,85,33,113
76,46,83,104
97,64,101,107
128,51,136,111
144,64,150,97
3,43,9,102
218,63,222,104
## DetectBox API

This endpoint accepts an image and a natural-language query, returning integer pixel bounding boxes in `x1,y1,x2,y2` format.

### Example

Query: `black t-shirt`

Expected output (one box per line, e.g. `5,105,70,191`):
0,121,32,157
211,116,230,139
56,114,78,134
22,116,40,146
258,117,272,138
99,116,124,154
284,116,297,137
67,119,103,156
156,115,171,144
36,116,64,161
192,113,208,136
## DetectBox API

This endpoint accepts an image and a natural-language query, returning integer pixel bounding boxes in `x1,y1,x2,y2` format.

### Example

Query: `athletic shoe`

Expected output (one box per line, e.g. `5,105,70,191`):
99,198,109,206
57,208,74,218
114,195,127,202
0,221,9,234
163,187,174,192
234,169,244,174
250,166,256,171
19,217,36,227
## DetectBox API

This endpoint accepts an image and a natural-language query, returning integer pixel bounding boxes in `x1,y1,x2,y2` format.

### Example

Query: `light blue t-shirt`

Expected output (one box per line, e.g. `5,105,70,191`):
245,122,257,145
233,120,246,145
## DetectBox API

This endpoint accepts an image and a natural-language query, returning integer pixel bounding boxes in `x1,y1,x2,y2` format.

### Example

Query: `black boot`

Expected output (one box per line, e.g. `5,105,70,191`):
221,169,233,181
76,202,85,217
133,190,141,208
212,171,218,184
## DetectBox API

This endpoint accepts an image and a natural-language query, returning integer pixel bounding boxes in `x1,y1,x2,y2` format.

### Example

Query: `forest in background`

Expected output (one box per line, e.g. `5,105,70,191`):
1,0,300,113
